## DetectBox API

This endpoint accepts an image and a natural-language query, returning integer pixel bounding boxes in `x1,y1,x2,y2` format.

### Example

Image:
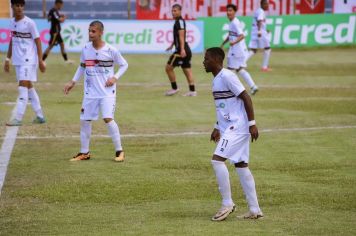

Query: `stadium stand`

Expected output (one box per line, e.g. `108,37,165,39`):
24,0,136,19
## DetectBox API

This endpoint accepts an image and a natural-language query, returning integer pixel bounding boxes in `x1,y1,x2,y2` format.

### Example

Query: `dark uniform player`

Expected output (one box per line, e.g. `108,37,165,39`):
165,4,196,96
42,0,73,63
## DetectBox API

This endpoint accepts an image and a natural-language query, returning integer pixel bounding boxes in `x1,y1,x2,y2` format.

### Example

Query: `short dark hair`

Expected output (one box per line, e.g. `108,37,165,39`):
206,47,225,62
172,4,182,10
89,20,104,31
11,0,25,5
226,4,237,12
261,0,268,5
55,0,63,4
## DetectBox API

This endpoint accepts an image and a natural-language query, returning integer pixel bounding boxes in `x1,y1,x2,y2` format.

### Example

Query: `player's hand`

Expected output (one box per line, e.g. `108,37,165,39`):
210,128,220,143
180,49,186,58
4,61,10,72
105,77,117,87
258,32,262,38
229,41,235,46
39,60,46,73
166,45,173,51
249,125,259,142
63,81,75,94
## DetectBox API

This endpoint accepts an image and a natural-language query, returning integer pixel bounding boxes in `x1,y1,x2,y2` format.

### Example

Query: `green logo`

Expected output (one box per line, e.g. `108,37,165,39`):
219,103,225,108
63,25,83,47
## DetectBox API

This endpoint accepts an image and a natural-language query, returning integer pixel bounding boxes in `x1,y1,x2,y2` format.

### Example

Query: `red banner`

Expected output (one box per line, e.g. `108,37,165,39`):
294,0,325,14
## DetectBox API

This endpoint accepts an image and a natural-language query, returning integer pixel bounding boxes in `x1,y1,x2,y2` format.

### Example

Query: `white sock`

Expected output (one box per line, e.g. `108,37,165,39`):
246,50,255,61
15,86,29,121
211,160,233,207
80,120,92,153
236,167,261,214
28,88,44,118
238,69,256,89
106,120,122,151
262,49,271,69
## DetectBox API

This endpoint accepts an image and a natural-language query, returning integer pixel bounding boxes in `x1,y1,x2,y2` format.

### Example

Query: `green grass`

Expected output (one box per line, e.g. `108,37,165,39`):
0,48,356,235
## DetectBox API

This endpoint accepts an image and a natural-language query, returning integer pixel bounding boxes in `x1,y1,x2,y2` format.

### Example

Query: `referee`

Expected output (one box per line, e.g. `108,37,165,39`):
42,0,73,63
165,4,196,97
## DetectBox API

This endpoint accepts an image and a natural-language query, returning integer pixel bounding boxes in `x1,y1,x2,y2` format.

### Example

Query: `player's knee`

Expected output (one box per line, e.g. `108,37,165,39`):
103,118,113,123
264,47,271,50
234,161,248,168
165,64,173,72
212,155,226,162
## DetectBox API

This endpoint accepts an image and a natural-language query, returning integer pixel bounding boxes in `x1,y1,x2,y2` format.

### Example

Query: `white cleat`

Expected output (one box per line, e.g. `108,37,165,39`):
65,59,75,64
182,91,197,97
211,205,236,221
250,85,259,95
165,89,179,96
236,211,264,220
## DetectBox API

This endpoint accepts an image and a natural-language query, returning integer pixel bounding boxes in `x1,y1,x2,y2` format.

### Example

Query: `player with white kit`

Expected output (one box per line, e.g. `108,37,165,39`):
221,4,258,95
246,0,272,72
4,0,46,126
203,47,263,221
64,21,128,162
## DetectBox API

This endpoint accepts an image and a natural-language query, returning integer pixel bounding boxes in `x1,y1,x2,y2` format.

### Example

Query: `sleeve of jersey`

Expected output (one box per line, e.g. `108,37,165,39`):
113,50,128,80
225,73,245,97
72,53,85,82
235,22,244,36
178,19,186,30
257,10,264,21
30,20,40,39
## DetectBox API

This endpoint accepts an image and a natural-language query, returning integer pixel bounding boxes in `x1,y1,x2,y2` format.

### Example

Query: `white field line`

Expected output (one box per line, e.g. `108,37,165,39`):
2,125,356,140
0,105,19,195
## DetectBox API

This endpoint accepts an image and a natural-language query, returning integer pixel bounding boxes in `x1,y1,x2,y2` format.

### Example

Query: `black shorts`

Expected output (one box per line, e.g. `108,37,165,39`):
167,47,192,68
49,32,63,46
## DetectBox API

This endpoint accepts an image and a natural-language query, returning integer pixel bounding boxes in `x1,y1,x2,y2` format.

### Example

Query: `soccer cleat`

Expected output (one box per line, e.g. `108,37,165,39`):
32,116,46,124
65,59,75,64
236,211,264,220
182,91,197,97
114,151,125,162
6,119,22,126
261,67,272,72
70,152,91,161
250,86,259,95
165,89,179,96
211,205,236,221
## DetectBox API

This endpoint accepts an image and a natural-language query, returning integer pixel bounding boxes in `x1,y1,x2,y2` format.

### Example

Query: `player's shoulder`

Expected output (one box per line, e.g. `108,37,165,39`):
83,42,93,50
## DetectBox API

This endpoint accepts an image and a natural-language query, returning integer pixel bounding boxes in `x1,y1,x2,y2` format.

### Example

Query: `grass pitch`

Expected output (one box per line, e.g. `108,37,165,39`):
0,48,356,235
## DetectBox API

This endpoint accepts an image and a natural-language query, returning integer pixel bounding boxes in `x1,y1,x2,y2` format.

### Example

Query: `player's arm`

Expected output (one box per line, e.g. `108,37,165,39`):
166,42,174,51
4,38,12,72
64,63,85,94
210,122,220,143
178,29,186,57
230,34,245,46
257,20,262,37
105,50,128,87
35,38,46,73
59,15,66,23
220,36,229,48
238,91,258,142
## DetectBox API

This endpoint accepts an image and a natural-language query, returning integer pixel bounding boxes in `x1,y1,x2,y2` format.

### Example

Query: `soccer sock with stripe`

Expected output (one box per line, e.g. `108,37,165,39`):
262,49,271,69
236,167,261,214
211,160,234,207
238,69,256,89
171,82,178,90
15,86,29,121
246,50,255,61
189,84,195,92
28,88,44,119
62,53,68,61
80,120,92,153
106,120,123,152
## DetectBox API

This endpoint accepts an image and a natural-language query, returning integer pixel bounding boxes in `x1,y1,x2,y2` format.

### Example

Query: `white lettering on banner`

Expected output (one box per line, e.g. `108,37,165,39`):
315,24,333,44
335,16,355,43
283,25,300,45
273,18,283,44
300,25,315,44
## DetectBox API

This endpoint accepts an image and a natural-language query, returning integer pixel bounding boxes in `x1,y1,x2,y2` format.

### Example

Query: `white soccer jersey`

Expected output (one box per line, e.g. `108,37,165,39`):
77,42,128,99
251,8,267,39
10,16,40,66
228,17,247,57
212,68,249,134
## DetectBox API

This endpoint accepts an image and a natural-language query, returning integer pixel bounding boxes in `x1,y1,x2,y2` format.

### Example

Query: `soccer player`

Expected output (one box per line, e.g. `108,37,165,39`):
221,4,258,95
42,0,73,63
63,21,128,162
246,0,272,72
203,47,263,221
4,0,46,126
165,4,196,97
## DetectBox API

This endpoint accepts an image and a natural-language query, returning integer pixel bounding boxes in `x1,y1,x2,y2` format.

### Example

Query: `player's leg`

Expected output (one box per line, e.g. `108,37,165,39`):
165,54,179,96
236,67,258,95
59,35,73,64
42,33,57,61
246,39,258,61
181,48,196,96
261,35,272,71
101,98,124,162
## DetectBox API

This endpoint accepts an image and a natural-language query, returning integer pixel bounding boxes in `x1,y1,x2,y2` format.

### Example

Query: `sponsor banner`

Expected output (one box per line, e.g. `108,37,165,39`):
0,19,204,53
333,0,356,13
200,13,356,48
136,0,326,20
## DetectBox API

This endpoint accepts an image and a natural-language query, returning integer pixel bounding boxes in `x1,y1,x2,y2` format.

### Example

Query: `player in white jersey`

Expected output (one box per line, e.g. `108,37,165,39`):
246,0,272,72
63,21,128,162
221,4,258,95
3,0,46,126
203,47,263,221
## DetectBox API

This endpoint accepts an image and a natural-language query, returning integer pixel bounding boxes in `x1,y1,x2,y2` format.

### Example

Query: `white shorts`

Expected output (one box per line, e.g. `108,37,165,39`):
15,65,37,82
80,97,116,121
227,56,247,69
249,35,271,49
214,130,250,164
